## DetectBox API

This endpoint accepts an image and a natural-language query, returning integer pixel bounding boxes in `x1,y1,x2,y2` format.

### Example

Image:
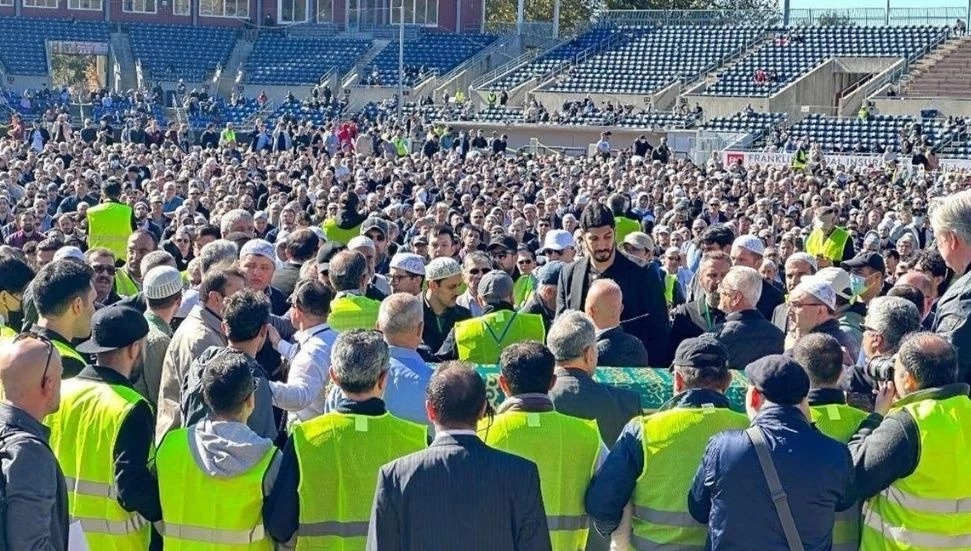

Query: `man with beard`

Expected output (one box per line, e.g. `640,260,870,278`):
0,255,33,336
670,252,731,359
133,201,163,244
557,203,670,365
115,231,158,298
771,252,817,333
4,212,43,249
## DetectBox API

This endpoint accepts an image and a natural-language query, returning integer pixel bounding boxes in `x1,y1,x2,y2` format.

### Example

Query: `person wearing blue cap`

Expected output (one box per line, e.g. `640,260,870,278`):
46,305,161,550
687,354,857,551
519,260,563,330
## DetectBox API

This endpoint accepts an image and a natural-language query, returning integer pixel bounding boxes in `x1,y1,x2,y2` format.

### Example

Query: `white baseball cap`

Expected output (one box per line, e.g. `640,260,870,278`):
541,229,575,252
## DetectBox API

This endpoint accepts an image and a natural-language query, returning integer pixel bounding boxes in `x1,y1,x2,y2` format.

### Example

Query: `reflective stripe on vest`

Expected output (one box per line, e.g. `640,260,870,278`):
631,532,703,551
454,310,546,365
156,427,274,550
806,227,849,264
328,294,381,333
160,522,267,545
809,403,867,551
861,394,971,550
292,412,426,550
46,378,153,551
632,406,749,550
86,203,133,261
482,411,600,551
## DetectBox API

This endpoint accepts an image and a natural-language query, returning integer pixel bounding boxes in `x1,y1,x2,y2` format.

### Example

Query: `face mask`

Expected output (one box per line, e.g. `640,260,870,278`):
913,216,924,226
849,274,868,297
813,219,825,230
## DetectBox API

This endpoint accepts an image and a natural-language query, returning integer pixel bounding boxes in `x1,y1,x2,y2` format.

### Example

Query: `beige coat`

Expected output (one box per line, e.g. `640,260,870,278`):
155,305,227,444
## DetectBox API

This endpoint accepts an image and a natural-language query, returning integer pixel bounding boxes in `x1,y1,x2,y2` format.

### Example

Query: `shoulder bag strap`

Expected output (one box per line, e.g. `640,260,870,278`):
745,426,805,551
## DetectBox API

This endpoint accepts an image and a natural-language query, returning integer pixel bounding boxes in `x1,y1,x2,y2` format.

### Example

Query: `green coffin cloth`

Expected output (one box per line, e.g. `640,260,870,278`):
476,366,749,413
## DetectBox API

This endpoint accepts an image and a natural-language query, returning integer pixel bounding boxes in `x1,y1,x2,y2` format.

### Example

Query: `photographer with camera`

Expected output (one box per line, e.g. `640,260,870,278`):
843,296,920,409
848,333,971,549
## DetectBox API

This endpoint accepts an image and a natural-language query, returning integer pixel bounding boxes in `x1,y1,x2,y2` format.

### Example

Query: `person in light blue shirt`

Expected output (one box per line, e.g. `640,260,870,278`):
377,293,436,434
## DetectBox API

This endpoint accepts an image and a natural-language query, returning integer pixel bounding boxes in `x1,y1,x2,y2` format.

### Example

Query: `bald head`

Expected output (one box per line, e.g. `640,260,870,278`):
584,279,623,329
0,337,62,419
897,271,935,300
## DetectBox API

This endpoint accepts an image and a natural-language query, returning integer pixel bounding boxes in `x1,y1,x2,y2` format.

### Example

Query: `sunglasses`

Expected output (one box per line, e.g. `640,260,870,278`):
469,268,492,276
92,264,117,275
517,259,533,265
13,332,53,388
491,251,509,260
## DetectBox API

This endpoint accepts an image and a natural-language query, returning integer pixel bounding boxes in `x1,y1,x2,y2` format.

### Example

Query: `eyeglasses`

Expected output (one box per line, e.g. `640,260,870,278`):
13,332,53,388
174,238,189,244
92,264,117,275
389,274,418,283
789,301,823,310
517,259,533,265
469,268,492,276
491,251,509,260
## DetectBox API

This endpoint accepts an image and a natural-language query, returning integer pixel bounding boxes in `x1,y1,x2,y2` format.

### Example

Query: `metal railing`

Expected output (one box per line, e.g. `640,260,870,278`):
487,21,556,37
471,36,564,90
434,35,516,89
536,28,626,90
598,9,778,27
788,7,964,27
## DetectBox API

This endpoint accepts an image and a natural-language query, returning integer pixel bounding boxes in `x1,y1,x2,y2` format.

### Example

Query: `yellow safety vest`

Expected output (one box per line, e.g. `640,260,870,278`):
861,393,971,551
53,339,87,377
393,137,408,157
487,92,497,106
221,129,236,145
514,274,535,308
454,309,546,365
320,219,362,246
614,216,641,244
811,403,869,551
806,227,850,265
291,412,426,550
791,149,808,170
329,294,381,333
114,269,139,298
482,410,601,551
0,324,15,339
664,274,677,306
46,378,153,551
86,203,133,261
632,406,749,550
156,427,275,550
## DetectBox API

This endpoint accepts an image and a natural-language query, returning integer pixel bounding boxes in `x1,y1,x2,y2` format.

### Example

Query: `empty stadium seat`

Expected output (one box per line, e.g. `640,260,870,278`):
0,17,109,75
129,23,236,83
246,32,371,86
368,31,497,87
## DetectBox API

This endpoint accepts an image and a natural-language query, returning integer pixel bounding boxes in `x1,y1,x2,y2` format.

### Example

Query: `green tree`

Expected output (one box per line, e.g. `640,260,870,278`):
815,11,853,26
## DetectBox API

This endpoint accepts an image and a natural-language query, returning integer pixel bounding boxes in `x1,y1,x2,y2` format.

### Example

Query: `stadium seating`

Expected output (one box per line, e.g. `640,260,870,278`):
701,111,786,137
246,33,371,85
186,98,262,130
129,23,236,82
369,32,497,87
0,17,109,75
786,113,954,153
547,25,763,95
706,26,948,97
486,27,618,92
91,97,168,126
265,98,348,126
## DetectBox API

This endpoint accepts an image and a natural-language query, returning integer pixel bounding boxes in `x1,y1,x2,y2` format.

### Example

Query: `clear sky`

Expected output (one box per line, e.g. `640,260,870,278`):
789,0,966,7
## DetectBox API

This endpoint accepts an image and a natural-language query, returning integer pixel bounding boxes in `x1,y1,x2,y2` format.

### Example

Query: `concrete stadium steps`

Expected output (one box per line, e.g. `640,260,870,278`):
110,32,138,92
905,35,971,97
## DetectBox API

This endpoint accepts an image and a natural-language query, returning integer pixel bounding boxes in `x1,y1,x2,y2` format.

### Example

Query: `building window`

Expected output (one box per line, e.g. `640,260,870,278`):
23,0,57,8
173,0,190,15
279,0,307,23
200,0,248,18
390,0,436,26
69,0,103,10
316,0,332,22
0,0,14,6
123,0,156,12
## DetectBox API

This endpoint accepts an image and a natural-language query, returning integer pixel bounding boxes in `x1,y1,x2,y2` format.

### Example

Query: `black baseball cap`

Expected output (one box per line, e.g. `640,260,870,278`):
673,335,729,372
841,251,886,274
316,241,347,270
744,355,810,405
487,235,518,253
77,306,150,354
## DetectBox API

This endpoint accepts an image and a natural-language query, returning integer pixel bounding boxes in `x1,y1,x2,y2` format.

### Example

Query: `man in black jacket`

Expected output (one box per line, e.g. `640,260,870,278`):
557,203,670,365
711,266,784,369
585,279,650,367
670,251,730,360
730,235,784,320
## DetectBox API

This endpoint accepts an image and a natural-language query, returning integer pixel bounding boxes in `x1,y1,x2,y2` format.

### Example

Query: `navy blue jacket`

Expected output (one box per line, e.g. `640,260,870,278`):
688,404,857,551
585,389,734,536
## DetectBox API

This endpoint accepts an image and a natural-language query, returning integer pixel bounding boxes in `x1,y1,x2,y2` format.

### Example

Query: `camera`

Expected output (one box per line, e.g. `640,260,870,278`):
863,356,894,381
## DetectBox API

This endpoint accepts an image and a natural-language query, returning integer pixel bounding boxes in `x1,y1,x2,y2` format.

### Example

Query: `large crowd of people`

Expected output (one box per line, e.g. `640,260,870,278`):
0,101,969,551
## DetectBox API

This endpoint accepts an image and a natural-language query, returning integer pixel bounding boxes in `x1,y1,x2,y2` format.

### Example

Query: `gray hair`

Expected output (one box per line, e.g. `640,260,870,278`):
141,250,176,276
220,209,254,237
547,310,597,362
785,252,818,273
378,293,423,335
199,239,239,273
330,329,389,394
930,189,971,244
865,295,920,352
463,251,491,271
329,250,368,292
722,266,763,308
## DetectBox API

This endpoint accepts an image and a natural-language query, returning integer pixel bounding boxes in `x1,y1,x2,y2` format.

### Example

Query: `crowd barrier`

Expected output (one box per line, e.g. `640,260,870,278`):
474,365,749,413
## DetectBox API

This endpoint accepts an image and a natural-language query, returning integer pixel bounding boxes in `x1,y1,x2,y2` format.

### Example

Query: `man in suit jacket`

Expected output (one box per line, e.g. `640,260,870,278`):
547,311,642,448
585,279,650,367
271,229,318,298
557,204,671,365
367,363,552,551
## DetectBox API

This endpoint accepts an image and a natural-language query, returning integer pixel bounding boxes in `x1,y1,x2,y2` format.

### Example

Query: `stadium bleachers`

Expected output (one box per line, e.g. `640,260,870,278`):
701,111,786,137
786,113,953,153
486,27,618,92
369,32,497,87
0,17,109,75
246,33,371,86
129,23,236,82
547,25,763,95
186,98,262,131
706,26,948,97
265,99,348,126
